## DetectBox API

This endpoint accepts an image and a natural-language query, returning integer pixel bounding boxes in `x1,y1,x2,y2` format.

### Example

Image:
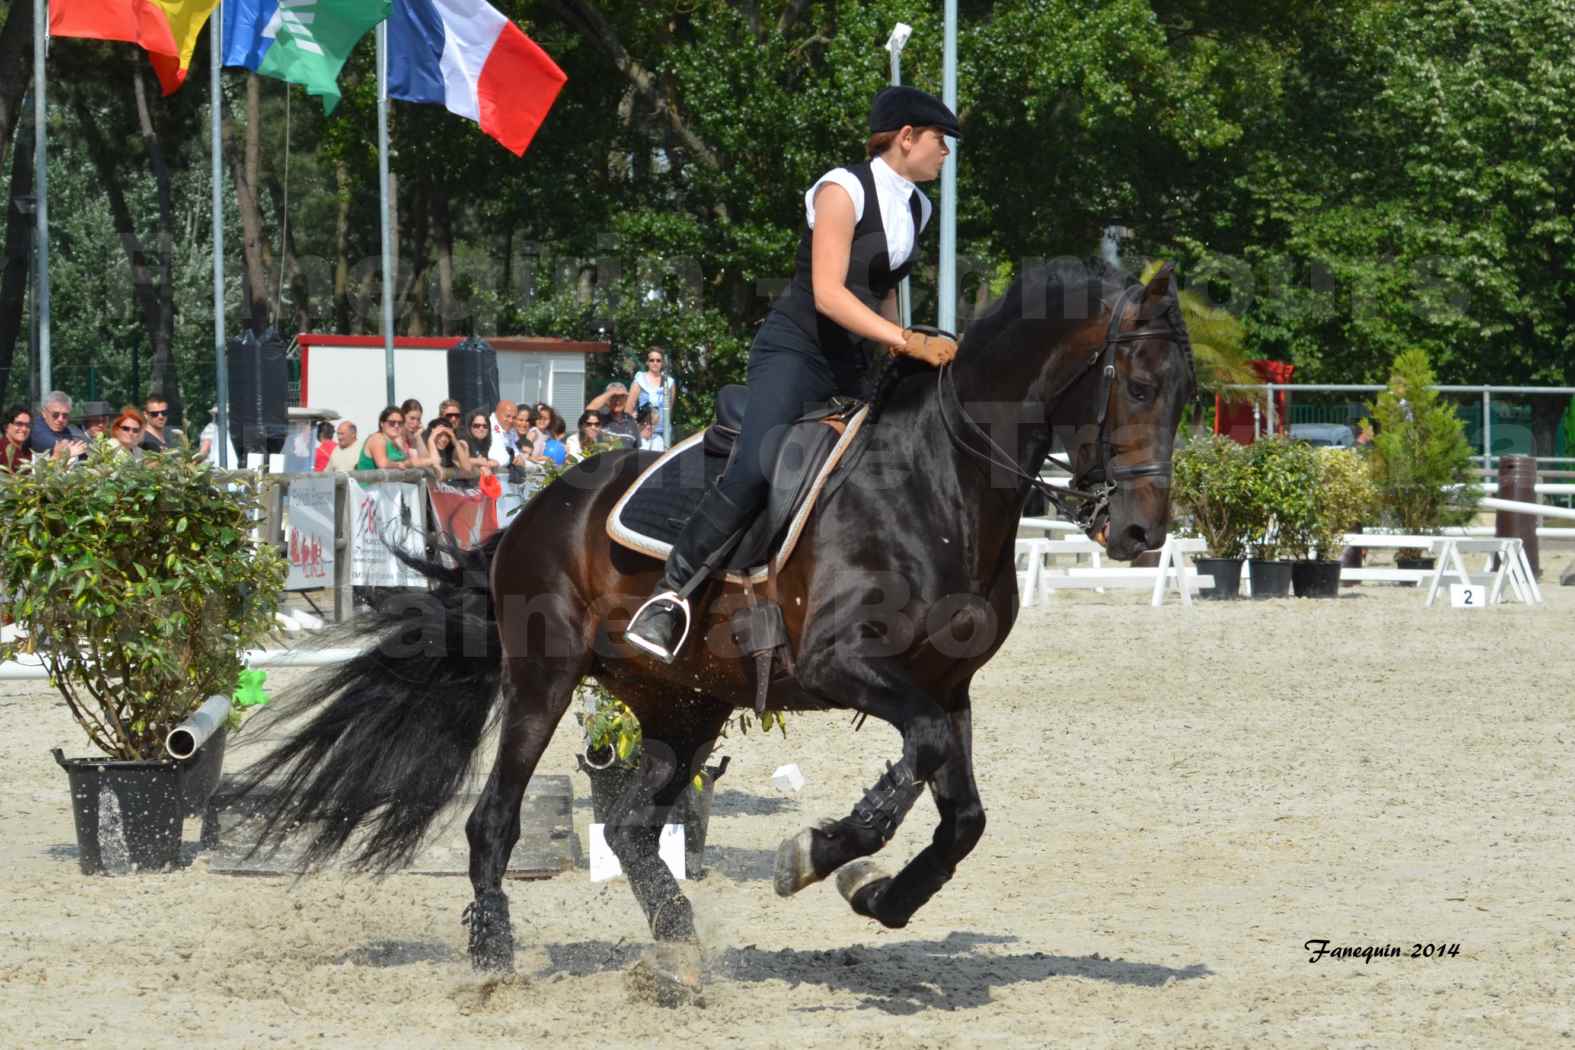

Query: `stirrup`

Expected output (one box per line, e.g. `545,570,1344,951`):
626,590,692,664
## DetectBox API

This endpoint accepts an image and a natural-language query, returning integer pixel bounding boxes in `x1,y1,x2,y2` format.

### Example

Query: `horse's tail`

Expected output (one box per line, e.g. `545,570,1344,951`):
232,532,507,874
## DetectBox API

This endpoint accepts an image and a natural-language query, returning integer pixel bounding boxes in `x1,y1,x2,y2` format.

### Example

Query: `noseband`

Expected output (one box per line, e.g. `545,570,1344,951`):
935,283,1182,533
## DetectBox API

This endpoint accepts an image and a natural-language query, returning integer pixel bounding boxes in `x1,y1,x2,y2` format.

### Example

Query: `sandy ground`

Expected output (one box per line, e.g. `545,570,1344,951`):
2,560,1573,1049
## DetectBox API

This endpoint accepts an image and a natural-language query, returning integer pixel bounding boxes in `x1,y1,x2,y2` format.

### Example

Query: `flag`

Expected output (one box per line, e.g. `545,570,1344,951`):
49,0,219,95
221,0,390,114
387,0,566,157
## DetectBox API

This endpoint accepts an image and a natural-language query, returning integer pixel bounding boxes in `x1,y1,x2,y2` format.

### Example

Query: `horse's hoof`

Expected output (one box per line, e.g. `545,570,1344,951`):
463,893,515,973
773,828,822,897
836,859,899,922
625,943,706,1009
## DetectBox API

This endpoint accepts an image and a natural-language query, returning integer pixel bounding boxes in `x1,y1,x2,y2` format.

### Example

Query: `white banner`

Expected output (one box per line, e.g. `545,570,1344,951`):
348,480,426,587
285,476,336,590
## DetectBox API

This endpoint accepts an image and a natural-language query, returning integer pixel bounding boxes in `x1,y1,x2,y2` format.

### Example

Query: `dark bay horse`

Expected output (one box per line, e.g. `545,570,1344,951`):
237,261,1197,973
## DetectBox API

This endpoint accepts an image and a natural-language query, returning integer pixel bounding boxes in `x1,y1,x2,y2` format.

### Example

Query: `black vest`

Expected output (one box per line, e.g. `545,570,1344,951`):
771,161,923,358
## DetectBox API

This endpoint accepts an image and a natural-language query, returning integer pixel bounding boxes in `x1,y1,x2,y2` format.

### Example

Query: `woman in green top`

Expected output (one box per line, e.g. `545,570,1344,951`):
357,405,411,470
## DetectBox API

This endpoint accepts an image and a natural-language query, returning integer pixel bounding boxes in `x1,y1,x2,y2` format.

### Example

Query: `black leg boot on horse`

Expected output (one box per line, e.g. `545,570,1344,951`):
625,483,755,663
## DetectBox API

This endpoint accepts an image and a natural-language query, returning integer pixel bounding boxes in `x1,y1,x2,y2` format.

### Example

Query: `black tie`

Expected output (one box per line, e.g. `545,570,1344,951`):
908,190,923,236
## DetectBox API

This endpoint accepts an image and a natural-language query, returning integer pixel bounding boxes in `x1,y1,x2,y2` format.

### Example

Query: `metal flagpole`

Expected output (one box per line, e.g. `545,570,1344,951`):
212,12,230,467
376,23,396,404
938,0,957,334
32,0,51,396
884,23,912,330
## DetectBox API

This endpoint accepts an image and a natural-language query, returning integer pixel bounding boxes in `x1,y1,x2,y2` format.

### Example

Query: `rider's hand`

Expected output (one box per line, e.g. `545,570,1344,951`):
896,328,959,367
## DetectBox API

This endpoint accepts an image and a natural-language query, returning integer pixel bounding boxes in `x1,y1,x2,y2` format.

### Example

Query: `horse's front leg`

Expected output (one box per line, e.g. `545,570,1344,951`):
837,702,985,928
773,683,953,901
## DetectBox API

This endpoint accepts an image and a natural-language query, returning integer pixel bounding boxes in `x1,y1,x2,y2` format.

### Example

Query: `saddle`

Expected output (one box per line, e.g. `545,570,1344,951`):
607,385,868,584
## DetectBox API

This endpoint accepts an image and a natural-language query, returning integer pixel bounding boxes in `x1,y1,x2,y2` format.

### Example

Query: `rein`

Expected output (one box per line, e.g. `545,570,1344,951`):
934,283,1182,533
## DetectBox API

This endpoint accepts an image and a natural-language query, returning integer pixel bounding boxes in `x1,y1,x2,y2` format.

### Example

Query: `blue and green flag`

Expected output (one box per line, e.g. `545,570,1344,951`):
222,0,390,114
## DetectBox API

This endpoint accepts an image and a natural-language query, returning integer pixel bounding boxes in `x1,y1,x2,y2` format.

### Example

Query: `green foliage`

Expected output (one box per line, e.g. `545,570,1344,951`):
1171,433,1253,558
1308,448,1379,559
1241,436,1320,560
576,678,787,779
1141,260,1259,397
0,444,286,759
1363,348,1479,533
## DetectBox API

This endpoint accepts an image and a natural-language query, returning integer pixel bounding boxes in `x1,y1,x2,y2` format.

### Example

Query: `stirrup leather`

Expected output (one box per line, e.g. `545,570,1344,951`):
626,590,692,663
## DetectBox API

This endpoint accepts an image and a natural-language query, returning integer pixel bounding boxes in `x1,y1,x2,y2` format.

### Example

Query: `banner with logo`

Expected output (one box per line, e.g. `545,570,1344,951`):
348,480,425,587
427,481,500,552
285,475,336,590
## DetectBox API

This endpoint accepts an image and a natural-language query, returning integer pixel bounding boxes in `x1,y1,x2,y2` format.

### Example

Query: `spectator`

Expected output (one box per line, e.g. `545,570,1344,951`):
587,383,638,446
110,408,146,456
139,393,184,452
79,401,113,441
436,399,464,431
526,406,568,466
2,405,32,472
357,405,410,469
199,407,240,468
636,405,666,452
324,421,360,472
312,421,337,471
564,410,604,460
29,391,88,461
491,400,519,447
462,409,506,467
631,347,676,440
425,419,490,489
400,398,435,468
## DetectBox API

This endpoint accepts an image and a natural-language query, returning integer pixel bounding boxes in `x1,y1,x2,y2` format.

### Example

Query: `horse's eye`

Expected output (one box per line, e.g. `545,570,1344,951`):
1127,379,1156,402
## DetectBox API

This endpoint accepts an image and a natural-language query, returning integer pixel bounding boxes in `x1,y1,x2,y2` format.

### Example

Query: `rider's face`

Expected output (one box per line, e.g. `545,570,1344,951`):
905,126,950,181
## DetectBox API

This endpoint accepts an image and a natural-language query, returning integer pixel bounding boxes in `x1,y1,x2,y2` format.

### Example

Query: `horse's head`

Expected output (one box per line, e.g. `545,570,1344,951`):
1065,263,1196,561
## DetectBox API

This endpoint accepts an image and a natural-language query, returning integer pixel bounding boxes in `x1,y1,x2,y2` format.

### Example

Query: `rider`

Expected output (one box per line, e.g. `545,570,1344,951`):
625,86,962,662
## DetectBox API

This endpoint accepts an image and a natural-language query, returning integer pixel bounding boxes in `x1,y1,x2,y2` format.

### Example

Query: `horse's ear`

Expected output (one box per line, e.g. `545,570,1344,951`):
1141,261,1177,305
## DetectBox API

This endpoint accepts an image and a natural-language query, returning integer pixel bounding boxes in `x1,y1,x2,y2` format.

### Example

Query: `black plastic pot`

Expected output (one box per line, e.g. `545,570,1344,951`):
578,751,730,878
53,749,183,874
1396,556,1436,586
1292,560,1343,598
1247,559,1294,599
1194,557,1244,600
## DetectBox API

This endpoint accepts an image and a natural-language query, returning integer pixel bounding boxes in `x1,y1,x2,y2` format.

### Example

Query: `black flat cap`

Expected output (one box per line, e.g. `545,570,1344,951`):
868,86,961,139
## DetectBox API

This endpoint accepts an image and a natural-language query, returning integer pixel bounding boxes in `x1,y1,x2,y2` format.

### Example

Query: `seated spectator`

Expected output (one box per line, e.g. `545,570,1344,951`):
139,393,184,452
490,400,519,447
324,421,360,472
312,421,337,471
462,409,510,468
587,383,639,446
436,399,464,432
536,408,569,467
357,405,410,469
2,405,32,472
110,408,146,456
426,419,489,488
636,405,666,452
400,398,435,468
564,410,604,460
79,401,113,441
30,391,88,461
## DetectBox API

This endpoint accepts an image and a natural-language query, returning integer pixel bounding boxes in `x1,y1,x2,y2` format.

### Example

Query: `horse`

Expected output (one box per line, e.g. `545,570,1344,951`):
235,260,1197,978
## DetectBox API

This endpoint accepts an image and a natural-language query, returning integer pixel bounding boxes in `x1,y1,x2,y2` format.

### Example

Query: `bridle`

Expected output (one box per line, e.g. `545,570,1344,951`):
934,282,1186,534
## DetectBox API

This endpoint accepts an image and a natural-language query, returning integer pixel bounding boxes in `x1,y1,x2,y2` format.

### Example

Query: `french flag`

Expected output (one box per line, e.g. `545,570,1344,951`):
387,0,567,157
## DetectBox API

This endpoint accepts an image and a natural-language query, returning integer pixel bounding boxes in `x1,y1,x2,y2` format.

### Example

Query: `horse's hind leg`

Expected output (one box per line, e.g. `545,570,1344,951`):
602,709,729,943
464,655,581,971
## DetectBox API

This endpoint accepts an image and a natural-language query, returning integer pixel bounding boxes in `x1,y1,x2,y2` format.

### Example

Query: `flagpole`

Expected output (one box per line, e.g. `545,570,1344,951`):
884,23,911,331
376,22,396,405
32,0,51,396
938,0,957,334
212,10,229,468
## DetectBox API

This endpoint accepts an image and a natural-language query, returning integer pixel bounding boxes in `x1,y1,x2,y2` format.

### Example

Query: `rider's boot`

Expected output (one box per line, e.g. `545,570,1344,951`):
625,485,753,663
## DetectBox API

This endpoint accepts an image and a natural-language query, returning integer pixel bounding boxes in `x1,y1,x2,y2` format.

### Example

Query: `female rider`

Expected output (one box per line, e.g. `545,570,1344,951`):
626,86,962,662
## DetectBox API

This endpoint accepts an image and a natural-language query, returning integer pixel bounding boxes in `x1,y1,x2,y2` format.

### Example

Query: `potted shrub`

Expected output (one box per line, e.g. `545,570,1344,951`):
0,444,285,873
1292,448,1378,598
1363,348,1479,570
575,680,779,878
1241,436,1319,599
1170,433,1253,599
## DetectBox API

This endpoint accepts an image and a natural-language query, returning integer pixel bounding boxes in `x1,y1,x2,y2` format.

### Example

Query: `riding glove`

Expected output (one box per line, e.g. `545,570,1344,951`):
896,328,959,367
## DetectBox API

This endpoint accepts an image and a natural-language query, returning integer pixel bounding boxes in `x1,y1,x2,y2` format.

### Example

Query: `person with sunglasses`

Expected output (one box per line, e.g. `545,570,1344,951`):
564,411,605,461
631,347,676,443
2,405,32,473
110,408,147,457
28,390,89,461
138,393,184,452
356,406,411,469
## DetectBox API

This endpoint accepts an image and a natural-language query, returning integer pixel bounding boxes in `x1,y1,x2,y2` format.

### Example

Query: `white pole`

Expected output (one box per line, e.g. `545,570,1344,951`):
1482,389,1492,473
212,13,230,468
884,23,912,330
376,23,396,404
938,0,957,334
32,0,50,396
